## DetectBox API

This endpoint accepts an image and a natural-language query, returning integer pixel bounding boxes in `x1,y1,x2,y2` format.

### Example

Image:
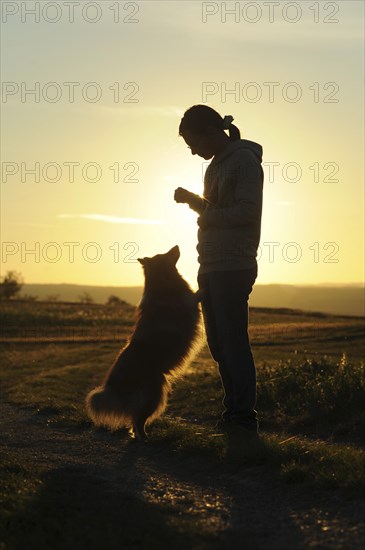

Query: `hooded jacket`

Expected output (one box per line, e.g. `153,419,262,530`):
188,139,264,274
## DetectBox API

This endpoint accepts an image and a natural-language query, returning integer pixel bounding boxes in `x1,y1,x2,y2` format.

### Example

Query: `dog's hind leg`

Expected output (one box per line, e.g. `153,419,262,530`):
130,378,168,441
132,416,148,442
131,397,162,442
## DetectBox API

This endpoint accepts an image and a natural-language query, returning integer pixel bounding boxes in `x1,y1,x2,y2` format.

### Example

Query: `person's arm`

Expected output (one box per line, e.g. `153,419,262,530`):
198,153,263,229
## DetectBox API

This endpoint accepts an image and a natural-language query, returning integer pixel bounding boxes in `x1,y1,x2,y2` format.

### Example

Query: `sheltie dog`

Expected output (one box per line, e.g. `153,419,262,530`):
86,245,201,440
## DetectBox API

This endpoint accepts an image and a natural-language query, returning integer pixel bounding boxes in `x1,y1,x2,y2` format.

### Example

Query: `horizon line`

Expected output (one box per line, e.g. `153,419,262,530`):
21,281,365,288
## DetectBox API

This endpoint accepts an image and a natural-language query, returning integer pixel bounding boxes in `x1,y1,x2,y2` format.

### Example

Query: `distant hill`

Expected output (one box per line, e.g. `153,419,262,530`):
20,283,364,317
250,284,364,317
21,284,142,308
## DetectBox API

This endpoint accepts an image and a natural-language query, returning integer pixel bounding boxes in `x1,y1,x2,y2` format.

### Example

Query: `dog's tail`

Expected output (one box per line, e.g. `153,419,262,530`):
86,385,131,431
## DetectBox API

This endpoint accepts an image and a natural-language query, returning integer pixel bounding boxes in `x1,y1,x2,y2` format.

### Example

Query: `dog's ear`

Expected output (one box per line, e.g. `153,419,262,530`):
167,245,180,264
137,257,145,265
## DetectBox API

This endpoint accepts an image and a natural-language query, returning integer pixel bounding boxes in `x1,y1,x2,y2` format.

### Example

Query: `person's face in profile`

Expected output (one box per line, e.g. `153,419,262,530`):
182,129,216,160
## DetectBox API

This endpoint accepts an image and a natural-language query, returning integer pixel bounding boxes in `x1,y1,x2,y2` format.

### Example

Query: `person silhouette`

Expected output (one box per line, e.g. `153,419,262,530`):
174,105,264,435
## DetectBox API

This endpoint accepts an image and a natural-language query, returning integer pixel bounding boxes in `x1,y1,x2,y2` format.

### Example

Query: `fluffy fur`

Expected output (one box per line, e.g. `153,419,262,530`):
86,245,201,440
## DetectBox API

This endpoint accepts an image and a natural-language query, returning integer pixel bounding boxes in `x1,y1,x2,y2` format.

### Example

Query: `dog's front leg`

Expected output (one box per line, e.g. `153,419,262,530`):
194,289,205,303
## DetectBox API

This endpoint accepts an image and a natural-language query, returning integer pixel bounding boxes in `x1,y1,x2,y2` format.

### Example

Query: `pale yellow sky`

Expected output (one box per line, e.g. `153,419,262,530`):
1,1,364,288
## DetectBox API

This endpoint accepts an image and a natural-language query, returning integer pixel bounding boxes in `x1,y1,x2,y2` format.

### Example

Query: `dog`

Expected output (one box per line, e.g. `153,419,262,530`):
86,245,202,440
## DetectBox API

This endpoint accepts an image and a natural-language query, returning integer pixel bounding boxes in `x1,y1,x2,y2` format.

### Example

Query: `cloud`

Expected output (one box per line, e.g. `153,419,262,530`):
58,214,163,225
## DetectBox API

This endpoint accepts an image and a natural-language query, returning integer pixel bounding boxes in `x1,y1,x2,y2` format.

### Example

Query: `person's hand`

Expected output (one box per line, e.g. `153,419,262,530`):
174,187,192,204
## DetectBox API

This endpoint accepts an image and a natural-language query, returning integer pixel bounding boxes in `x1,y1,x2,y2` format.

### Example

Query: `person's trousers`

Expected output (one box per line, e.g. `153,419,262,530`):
198,267,258,430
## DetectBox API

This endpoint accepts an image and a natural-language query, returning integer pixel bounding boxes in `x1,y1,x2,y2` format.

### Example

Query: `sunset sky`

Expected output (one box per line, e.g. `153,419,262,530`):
1,0,364,289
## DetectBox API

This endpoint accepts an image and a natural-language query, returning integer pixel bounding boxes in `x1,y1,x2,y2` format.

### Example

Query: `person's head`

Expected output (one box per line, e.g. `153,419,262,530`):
179,105,241,159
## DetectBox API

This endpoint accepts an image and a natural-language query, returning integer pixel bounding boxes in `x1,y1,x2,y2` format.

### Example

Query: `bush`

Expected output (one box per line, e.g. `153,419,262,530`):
106,295,127,306
78,292,94,304
0,271,24,300
257,354,365,430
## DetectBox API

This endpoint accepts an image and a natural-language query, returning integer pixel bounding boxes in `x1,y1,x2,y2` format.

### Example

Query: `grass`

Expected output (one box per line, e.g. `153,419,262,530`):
1,300,365,548
0,343,117,426
0,300,136,341
1,343,364,494
150,419,365,495
257,354,365,436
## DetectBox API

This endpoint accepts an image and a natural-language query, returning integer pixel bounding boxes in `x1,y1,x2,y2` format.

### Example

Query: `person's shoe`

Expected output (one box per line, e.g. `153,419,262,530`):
214,418,230,431
214,418,259,439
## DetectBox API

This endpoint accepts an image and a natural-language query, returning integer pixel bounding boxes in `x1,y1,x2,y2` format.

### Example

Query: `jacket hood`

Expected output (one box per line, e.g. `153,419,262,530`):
212,139,263,165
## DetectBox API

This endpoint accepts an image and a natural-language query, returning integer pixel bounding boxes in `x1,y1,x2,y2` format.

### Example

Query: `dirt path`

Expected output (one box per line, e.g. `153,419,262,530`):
1,402,365,550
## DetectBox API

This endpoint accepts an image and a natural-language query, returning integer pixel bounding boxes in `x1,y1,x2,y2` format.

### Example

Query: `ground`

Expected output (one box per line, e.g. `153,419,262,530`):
1,400,365,550
1,301,364,549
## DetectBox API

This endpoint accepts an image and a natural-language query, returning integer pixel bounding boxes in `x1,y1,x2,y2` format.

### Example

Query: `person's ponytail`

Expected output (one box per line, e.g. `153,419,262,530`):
222,115,240,141
228,123,241,141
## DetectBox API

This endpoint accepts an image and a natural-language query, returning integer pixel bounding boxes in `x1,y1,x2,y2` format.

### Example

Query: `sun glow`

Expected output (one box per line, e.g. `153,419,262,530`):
1,2,363,288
